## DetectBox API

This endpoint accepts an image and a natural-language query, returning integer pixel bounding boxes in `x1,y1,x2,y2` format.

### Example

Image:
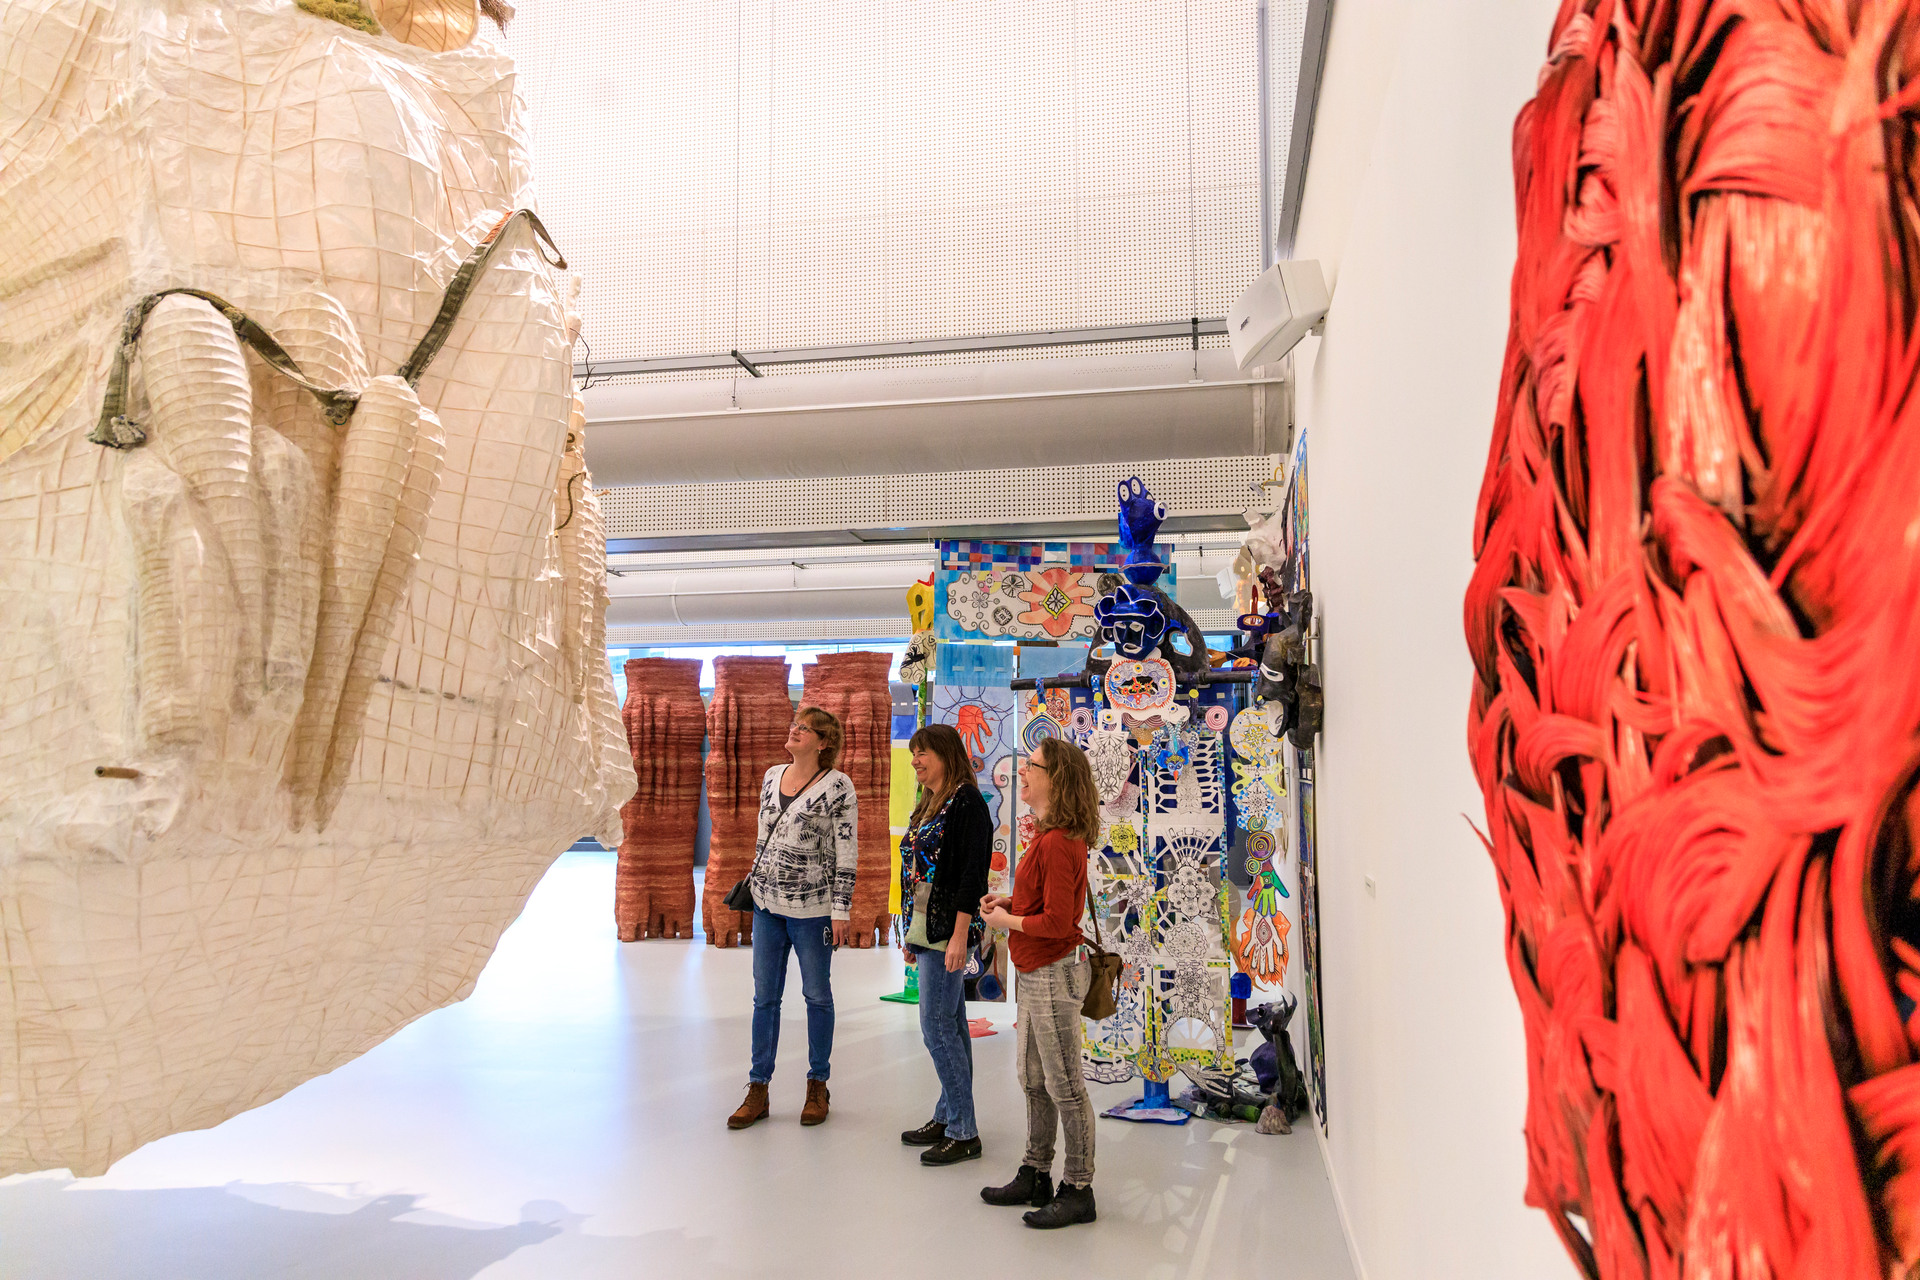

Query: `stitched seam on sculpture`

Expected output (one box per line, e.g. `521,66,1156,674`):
0,239,122,303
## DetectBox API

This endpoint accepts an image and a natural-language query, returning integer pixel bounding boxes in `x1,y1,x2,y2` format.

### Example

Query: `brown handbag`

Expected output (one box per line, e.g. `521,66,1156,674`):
1080,888,1123,1021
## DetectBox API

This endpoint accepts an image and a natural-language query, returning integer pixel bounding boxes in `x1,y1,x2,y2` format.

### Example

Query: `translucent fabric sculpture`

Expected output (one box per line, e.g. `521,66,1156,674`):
801,652,894,947
703,656,793,947
1469,4,1920,1274
0,0,629,1176
615,658,704,942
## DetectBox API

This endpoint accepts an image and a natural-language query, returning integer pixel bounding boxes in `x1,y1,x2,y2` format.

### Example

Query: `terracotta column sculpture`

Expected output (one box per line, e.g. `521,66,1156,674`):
801,651,895,947
702,656,793,946
616,657,705,940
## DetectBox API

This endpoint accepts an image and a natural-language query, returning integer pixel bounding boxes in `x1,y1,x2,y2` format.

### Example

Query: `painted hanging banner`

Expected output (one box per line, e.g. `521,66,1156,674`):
1278,428,1324,1132
1033,679,1239,1090
935,541,1174,643
932,683,1017,1000
1227,703,1293,987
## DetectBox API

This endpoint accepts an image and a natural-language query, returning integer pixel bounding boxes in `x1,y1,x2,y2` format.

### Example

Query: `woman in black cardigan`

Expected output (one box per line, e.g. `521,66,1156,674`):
897,723,994,1167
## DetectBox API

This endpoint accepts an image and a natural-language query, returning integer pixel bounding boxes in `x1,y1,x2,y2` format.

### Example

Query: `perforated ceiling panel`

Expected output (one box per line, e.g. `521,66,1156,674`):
598,455,1278,541
504,1,1265,375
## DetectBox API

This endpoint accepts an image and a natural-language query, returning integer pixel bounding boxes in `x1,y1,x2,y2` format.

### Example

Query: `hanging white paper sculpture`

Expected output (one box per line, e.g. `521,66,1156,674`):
0,0,630,1176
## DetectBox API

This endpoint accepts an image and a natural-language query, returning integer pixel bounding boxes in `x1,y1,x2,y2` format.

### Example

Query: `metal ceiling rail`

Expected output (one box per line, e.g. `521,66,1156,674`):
574,317,1230,380
1275,0,1336,259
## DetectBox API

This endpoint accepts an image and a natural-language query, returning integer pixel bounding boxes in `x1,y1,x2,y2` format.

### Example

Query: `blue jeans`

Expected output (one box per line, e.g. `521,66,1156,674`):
914,945,976,1141
750,908,835,1083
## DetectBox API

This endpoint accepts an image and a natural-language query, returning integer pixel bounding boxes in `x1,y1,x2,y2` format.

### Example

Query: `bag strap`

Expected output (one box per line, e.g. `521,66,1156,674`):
91,209,566,452
744,828,772,879
398,209,565,387
741,769,791,883
90,288,361,448
1082,886,1109,954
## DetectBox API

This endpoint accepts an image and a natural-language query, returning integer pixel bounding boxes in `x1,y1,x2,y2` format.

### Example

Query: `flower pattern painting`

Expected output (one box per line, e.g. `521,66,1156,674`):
934,540,1169,643
1014,567,1097,638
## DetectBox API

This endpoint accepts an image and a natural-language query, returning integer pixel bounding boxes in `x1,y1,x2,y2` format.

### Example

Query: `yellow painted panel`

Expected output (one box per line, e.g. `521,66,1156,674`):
888,744,918,915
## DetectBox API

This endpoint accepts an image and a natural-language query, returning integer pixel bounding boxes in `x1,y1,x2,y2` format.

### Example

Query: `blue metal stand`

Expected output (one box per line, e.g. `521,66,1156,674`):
1100,1075,1188,1124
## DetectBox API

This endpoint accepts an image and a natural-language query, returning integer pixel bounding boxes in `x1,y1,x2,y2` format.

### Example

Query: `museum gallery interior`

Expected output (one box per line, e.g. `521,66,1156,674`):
1,0,1910,1276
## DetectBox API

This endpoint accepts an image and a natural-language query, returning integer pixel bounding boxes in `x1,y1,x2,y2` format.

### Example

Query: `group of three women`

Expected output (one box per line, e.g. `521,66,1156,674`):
724,706,1101,1230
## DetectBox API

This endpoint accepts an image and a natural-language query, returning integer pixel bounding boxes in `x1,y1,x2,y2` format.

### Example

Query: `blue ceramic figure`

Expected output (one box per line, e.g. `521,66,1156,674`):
1094,583,1170,659
1084,476,1210,680
1117,476,1167,586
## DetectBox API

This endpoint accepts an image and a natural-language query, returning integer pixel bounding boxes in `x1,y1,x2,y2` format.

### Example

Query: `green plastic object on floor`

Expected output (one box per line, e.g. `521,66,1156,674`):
880,961,920,1005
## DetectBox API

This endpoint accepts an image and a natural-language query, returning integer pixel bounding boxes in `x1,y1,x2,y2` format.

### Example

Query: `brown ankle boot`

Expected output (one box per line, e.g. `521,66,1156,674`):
728,1082,770,1130
801,1079,830,1126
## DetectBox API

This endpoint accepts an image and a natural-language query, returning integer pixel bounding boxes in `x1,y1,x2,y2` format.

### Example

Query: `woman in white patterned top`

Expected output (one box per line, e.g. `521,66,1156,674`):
727,706,858,1131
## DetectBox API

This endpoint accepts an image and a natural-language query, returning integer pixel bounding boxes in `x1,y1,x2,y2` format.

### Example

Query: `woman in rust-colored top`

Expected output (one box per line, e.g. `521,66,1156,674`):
978,736,1102,1229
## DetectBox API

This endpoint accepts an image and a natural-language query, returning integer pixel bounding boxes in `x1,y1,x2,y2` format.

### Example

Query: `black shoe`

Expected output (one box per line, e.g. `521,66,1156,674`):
1024,1183,1096,1229
920,1136,983,1166
982,1165,1054,1207
901,1120,947,1147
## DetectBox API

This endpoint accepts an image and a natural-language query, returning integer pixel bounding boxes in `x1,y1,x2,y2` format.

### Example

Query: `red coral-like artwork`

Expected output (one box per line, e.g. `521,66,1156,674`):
1469,4,1920,1276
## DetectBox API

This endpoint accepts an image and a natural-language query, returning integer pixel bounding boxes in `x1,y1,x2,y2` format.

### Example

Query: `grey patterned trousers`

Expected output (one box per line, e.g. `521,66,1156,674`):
1016,955,1095,1187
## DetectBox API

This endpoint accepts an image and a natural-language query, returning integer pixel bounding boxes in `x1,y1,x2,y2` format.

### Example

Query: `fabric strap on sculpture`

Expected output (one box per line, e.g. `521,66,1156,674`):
89,208,567,450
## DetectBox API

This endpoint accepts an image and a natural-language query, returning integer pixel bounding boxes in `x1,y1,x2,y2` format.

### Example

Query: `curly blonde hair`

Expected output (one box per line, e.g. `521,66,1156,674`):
1033,738,1101,846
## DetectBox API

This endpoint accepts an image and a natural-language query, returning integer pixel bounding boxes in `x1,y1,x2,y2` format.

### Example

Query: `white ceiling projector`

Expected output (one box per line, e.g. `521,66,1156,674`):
1228,259,1330,370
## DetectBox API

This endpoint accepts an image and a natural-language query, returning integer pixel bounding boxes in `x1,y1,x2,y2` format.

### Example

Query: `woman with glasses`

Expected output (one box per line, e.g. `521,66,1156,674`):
978,736,1102,1228
727,706,857,1131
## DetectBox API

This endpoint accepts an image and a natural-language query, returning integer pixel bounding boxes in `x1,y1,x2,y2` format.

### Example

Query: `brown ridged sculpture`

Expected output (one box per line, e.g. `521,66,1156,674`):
616,658,705,941
801,652,894,947
703,656,793,947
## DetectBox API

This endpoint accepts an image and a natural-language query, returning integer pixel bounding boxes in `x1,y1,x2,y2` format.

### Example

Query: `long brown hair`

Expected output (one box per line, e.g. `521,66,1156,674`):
796,705,843,770
907,723,976,826
1033,738,1101,846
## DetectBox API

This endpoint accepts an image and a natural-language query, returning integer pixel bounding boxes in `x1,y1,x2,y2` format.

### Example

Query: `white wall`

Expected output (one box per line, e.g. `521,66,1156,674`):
1288,2,1577,1279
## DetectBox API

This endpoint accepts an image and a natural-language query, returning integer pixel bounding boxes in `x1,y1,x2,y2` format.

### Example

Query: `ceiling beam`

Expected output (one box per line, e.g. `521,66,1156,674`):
1275,0,1336,259
575,318,1229,380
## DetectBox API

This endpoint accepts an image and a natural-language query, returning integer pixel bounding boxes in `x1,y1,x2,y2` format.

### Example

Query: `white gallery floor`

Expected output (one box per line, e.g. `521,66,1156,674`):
0,851,1357,1280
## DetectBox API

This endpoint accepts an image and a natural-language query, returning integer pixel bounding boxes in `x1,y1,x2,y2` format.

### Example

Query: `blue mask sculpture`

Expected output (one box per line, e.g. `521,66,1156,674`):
1116,476,1168,586
1094,583,1170,659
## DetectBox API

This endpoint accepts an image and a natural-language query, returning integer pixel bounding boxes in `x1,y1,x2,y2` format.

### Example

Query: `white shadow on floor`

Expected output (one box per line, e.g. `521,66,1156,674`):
0,1179,573,1280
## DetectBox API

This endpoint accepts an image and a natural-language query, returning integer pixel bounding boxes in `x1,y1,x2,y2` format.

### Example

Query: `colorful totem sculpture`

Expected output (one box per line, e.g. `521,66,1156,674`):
616,658,705,941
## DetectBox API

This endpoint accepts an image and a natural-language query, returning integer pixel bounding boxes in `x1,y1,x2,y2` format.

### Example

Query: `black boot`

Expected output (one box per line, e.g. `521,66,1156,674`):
900,1120,946,1147
1024,1182,1096,1229
981,1165,1054,1207
920,1135,983,1166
